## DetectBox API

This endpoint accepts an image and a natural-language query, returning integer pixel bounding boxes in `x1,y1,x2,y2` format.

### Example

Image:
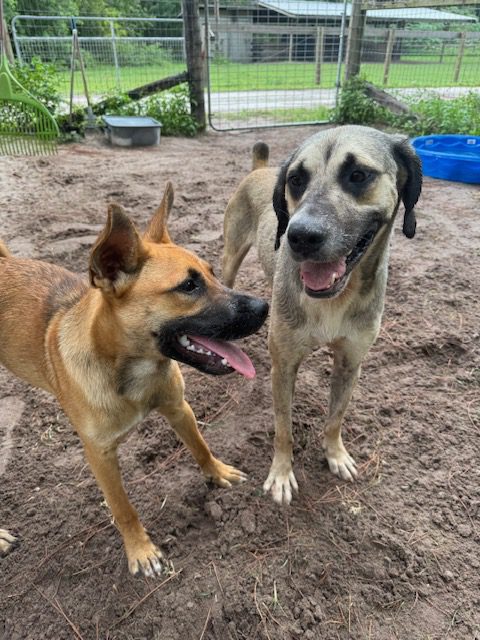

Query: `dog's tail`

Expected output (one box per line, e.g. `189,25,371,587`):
0,240,10,258
252,141,269,171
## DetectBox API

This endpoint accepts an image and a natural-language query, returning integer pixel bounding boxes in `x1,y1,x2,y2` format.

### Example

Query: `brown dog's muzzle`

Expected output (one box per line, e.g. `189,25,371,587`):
155,292,268,377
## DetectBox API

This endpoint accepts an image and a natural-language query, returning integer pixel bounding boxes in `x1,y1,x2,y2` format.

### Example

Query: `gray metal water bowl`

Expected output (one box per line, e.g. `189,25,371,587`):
103,116,162,147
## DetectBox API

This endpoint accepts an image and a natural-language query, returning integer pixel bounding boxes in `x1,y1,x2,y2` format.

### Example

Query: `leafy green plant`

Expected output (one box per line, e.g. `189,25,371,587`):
331,76,480,137
11,57,61,114
96,84,199,137
331,76,386,126
392,91,480,136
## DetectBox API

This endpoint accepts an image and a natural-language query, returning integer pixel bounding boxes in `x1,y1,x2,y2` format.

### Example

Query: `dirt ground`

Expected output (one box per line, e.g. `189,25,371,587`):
0,125,479,640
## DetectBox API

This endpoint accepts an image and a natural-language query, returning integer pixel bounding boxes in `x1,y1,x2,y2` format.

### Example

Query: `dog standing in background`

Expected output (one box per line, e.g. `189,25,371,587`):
222,125,422,504
0,182,268,576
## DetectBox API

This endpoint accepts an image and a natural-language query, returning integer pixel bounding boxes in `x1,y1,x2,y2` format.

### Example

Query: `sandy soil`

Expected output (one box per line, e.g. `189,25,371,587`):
0,126,479,640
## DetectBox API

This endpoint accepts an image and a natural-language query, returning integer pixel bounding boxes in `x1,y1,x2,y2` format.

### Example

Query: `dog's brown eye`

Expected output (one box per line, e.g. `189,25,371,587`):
178,279,197,293
288,174,303,187
350,170,368,183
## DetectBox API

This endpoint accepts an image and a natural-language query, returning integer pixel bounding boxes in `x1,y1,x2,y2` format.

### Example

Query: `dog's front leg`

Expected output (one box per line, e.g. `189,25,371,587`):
263,329,309,505
81,440,165,577
162,399,247,487
323,337,373,481
0,529,18,556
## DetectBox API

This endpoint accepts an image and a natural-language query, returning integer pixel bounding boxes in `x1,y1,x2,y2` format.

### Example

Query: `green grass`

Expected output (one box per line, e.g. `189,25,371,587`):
56,61,185,97
54,56,479,100
208,59,479,91
219,104,332,124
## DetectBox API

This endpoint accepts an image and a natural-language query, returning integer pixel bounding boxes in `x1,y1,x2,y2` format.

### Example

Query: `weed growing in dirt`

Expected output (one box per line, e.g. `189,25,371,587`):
332,76,480,136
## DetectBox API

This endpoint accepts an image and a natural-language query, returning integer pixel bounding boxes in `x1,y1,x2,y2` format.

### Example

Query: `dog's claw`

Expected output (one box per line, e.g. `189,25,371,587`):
128,541,166,578
263,457,298,505
203,458,248,488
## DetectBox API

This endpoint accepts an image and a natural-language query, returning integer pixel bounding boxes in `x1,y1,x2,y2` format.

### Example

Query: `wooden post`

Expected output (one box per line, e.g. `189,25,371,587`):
453,32,466,83
439,40,446,63
345,0,366,80
383,28,395,86
315,27,324,85
182,0,206,132
288,33,294,62
2,19,15,63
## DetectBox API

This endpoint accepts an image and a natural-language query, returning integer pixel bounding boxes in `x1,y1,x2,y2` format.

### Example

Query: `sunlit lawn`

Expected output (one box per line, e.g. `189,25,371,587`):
55,56,479,98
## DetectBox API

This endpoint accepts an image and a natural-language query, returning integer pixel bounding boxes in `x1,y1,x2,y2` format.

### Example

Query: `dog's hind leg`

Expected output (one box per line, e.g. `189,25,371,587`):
0,529,18,556
222,199,255,288
323,337,373,481
222,242,251,289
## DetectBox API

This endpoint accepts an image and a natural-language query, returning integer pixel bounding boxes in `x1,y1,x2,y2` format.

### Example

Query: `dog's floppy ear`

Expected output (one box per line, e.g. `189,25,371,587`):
273,156,292,250
393,138,422,239
144,181,174,244
90,204,146,293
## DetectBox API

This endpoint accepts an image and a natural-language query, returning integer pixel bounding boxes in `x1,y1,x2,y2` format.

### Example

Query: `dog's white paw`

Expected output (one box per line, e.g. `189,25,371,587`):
323,439,357,481
263,456,298,505
127,540,169,578
0,529,19,557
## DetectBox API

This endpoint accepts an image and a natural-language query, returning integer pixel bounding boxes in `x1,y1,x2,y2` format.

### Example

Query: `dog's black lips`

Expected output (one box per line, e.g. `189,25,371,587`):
303,222,382,299
154,298,268,376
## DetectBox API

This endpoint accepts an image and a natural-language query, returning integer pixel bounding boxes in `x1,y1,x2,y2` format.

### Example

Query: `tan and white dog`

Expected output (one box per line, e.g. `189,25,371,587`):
222,125,422,504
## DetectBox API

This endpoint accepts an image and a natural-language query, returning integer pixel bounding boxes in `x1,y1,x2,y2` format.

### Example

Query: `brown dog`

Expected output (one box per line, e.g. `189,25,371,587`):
223,125,422,504
0,182,268,576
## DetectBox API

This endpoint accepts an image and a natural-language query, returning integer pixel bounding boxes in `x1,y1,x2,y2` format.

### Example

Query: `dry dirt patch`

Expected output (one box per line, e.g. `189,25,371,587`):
1,127,479,639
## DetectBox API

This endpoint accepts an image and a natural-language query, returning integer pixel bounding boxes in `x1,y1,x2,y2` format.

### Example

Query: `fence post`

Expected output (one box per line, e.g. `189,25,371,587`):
2,18,14,63
439,40,446,63
345,0,366,80
383,28,395,86
288,33,293,62
315,27,324,85
110,20,121,91
453,32,466,83
182,0,206,132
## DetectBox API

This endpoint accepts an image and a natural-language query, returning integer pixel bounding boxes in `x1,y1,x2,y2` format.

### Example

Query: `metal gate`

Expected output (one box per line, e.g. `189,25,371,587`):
204,0,480,132
11,15,185,101
204,0,348,131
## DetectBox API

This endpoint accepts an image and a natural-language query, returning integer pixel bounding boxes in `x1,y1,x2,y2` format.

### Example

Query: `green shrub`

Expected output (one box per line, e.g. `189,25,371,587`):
11,57,61,114
97,84,199,137
331,76,386,126
332,76,480,137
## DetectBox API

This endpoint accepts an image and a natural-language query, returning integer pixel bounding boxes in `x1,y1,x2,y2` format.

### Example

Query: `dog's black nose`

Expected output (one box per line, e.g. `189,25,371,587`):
251,297,269,323
232,294,269,337
287,222,326,258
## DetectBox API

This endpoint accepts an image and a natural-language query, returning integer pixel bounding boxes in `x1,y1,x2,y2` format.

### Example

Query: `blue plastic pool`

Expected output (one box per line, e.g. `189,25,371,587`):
411,135,480,185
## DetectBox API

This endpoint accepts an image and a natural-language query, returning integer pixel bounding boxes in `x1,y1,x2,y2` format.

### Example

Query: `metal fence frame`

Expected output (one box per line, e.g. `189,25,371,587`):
11,14,185,98
203,0,479,132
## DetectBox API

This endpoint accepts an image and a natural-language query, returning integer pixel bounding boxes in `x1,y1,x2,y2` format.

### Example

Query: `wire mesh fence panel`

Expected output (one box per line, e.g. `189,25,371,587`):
205,1,479,132
346,3,480,101
204,1,348,130
11,11,186,106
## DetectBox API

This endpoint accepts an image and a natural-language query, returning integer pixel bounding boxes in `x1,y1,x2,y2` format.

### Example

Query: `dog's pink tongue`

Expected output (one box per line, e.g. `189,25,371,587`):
300,258,346,291
189,336,256,379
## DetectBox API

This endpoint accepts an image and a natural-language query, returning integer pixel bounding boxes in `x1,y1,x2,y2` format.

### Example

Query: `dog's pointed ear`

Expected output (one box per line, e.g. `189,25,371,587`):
89,204,145,293
393,138,422,239
273,156,292,250
144,181,174,244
